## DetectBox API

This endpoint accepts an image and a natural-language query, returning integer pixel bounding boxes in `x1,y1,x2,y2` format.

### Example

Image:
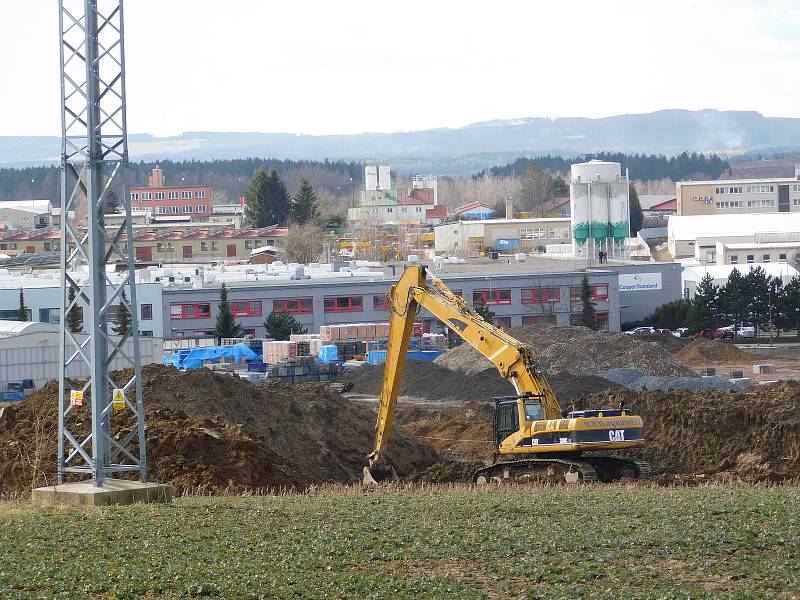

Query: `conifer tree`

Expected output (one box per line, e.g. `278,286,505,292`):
290,178,319,225
214,283,242,341
263,168,290,225
264,311,306,341
112,289,132,336
17,288,28,322
244,166,268,228
66,286,83,333
687,273,718,335
579,274,596,329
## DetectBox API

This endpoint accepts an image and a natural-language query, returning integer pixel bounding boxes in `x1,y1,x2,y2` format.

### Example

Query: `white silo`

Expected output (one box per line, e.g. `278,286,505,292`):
590,181,609,251
378,165,391,190
570,182,590,253
609,180,630,256
571,159,621,183
570,159,626,260
365,165,378,191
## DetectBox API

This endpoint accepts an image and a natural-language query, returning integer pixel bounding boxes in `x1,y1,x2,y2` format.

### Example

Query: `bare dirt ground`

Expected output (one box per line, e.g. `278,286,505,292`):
678,339,800,383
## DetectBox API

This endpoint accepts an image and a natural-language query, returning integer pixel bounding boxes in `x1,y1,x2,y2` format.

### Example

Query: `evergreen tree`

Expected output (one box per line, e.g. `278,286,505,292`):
112,289,132,336
66,286,83,333
743,266,770,335
579,274,596,329
781,276,800,336
243,166,268,228
767,277,787,337
263,168,291,226
717,268,749,330
629,183,644,236
264,311,306,341
687,274,718,335
290,178,319,225
474,297,495,324
214,283,242,341
17,288,28,322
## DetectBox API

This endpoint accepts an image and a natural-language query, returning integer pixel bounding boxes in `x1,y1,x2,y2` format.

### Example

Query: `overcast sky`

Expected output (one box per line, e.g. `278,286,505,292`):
2,0,799,137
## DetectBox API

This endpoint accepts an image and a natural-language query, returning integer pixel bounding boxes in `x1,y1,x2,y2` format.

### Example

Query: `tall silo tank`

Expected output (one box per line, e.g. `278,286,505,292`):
365,165,378,191
571,159,621,183
590,182,609,243
570,182,590,246
609,181,630,242
378,165,391,190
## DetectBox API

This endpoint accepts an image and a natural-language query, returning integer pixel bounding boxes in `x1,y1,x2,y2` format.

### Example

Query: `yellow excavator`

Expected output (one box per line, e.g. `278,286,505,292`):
364,265,651,485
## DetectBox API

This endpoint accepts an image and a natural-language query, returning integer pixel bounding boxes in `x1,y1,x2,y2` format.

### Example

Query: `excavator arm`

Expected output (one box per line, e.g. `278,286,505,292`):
365,264,561,478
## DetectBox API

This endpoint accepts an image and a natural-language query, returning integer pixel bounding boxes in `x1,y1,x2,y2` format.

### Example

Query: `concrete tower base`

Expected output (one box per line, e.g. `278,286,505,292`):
32,479,172,507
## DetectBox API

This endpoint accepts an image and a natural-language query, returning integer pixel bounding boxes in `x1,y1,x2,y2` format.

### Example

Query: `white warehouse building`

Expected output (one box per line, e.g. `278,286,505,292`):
434,218,572,254
668,213,800,264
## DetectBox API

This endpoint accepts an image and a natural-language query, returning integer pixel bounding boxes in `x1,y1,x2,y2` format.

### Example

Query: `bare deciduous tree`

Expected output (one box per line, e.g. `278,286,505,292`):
283,223,324,264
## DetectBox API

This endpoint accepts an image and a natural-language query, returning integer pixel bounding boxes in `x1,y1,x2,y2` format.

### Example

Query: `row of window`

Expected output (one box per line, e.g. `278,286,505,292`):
131,190,206,201
746,185,775,193
716,201,742,209
520,227,571,240
155,205,207,214
169,285,612,320
747,199,774,208
383,206,425,213
715,186,743,194
729,253,788,265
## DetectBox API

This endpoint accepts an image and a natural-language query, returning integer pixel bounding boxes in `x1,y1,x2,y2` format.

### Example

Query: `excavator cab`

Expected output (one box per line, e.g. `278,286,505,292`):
494,394,545,445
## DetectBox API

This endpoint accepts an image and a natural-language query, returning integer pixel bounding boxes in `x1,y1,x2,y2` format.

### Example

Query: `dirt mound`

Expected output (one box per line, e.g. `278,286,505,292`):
0,365,438,495
578,384,800,481
396,402,494,459
677,339,754,364
435,325,695,378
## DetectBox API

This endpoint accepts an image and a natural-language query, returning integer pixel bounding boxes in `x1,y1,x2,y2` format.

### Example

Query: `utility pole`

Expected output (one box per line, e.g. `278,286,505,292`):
55,0,148,488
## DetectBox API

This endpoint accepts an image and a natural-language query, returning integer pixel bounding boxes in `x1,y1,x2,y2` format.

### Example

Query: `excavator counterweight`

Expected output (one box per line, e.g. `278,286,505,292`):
364,265,650,485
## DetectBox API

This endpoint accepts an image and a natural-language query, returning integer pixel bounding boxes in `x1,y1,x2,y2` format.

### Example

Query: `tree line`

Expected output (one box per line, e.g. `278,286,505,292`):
686,268,800,336
477,152,730,182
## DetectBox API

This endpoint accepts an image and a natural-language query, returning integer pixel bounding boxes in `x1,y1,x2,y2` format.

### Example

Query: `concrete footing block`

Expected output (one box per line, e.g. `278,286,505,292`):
31,478,172,506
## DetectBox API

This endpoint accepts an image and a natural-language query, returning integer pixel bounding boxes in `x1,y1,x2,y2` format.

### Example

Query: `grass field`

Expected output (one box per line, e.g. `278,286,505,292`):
0,485,797,598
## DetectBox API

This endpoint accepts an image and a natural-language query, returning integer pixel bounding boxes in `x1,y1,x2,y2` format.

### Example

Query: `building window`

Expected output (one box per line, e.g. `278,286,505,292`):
494,316,512,329
169,206,179,214
591,285,609,301
130,192,139,201
324,296,363,313
233,300,262,317
155,192,164,200
141,192,152,200
387,207,393,213
714,186,725,195
201,241,209,251
594,311,609,331
747,255,755,263
523,314,556,327
548,227,557,238
170,303,211,319
780,253,787,261
273,298,313,314
39,308,60,324
570,286,582,301
183,205,193,213
373,294,390,310
140,304,153,320
244,240,253,249
181,191,192,199
520,227,546,240
195,205,206,213
521,287,560,303
728,186,742,194
729,255,738,264
473,289,512,305
242,328,256,338
168,191,180,200
156,206,166,214
195,190,206,199
763,254,771,263
0,309,31,321
746,185,775,193
140,330,153,337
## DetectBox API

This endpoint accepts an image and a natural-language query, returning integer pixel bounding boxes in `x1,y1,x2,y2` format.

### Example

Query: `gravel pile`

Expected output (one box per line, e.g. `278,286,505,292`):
601,368,738,391
436,325,695,378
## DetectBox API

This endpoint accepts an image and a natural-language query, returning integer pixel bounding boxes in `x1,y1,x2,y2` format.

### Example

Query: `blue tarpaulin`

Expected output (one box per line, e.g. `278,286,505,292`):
163,343,260,370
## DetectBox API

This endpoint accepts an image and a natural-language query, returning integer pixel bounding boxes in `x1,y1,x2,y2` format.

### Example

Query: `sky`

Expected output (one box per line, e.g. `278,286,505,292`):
1,0,799,137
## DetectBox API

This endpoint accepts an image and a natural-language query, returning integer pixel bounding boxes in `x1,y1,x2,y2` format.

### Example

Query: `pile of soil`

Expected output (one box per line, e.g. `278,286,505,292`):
344,361,622,405
0,365,438,495
396,402,494,459
435,325,695,378
677,339,754,364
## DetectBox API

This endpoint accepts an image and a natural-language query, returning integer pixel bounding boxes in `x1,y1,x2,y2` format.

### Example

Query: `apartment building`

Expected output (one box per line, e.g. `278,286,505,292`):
129,166,213,221
676,177,800,216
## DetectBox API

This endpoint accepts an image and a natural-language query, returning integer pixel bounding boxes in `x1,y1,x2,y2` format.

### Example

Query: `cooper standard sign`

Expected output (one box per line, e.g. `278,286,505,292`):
618,272,663,292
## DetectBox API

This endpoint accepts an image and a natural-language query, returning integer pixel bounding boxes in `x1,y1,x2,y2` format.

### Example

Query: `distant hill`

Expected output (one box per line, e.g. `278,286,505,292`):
3,109,800,174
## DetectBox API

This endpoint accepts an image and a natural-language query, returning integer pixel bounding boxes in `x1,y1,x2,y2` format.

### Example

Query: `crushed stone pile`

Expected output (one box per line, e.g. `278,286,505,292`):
435,325,695,378
0,365,437,496
601,368,738,392
677,339,755,364
345,361,622,405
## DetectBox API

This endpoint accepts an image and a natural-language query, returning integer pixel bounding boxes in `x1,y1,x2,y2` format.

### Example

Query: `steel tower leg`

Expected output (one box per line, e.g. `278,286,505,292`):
58,0,146,487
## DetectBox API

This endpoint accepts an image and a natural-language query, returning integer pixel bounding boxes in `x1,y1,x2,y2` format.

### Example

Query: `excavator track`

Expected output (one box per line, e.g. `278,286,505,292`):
579,455,653,483
473,458,598,485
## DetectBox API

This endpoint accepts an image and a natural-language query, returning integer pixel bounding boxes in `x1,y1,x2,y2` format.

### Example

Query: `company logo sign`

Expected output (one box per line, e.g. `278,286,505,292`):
619,272,662,292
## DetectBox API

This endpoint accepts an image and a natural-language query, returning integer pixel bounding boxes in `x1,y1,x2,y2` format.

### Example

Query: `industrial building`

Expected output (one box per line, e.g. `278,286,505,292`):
348,165,443,225
129,166,214,222
667,213,800,263
0,320,162,395
681,263,798,298
434,217,572,254
0,200,52,230
676,172,800,216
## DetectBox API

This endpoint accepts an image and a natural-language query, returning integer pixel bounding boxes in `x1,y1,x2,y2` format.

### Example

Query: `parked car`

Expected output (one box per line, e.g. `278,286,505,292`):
624,326,655,335
715,324,756,339
672,327,689,338
655,328,673,335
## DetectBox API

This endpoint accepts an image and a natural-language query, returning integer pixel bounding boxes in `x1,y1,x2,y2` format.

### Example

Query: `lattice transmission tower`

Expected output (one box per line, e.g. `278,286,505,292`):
57,0,147,486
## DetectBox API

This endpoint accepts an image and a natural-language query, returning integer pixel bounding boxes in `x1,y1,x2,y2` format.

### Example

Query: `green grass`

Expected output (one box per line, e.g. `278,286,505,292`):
0,485,797,598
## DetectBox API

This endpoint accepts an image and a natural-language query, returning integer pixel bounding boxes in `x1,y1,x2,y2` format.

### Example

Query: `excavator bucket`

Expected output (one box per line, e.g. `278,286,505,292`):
362,465,399,486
